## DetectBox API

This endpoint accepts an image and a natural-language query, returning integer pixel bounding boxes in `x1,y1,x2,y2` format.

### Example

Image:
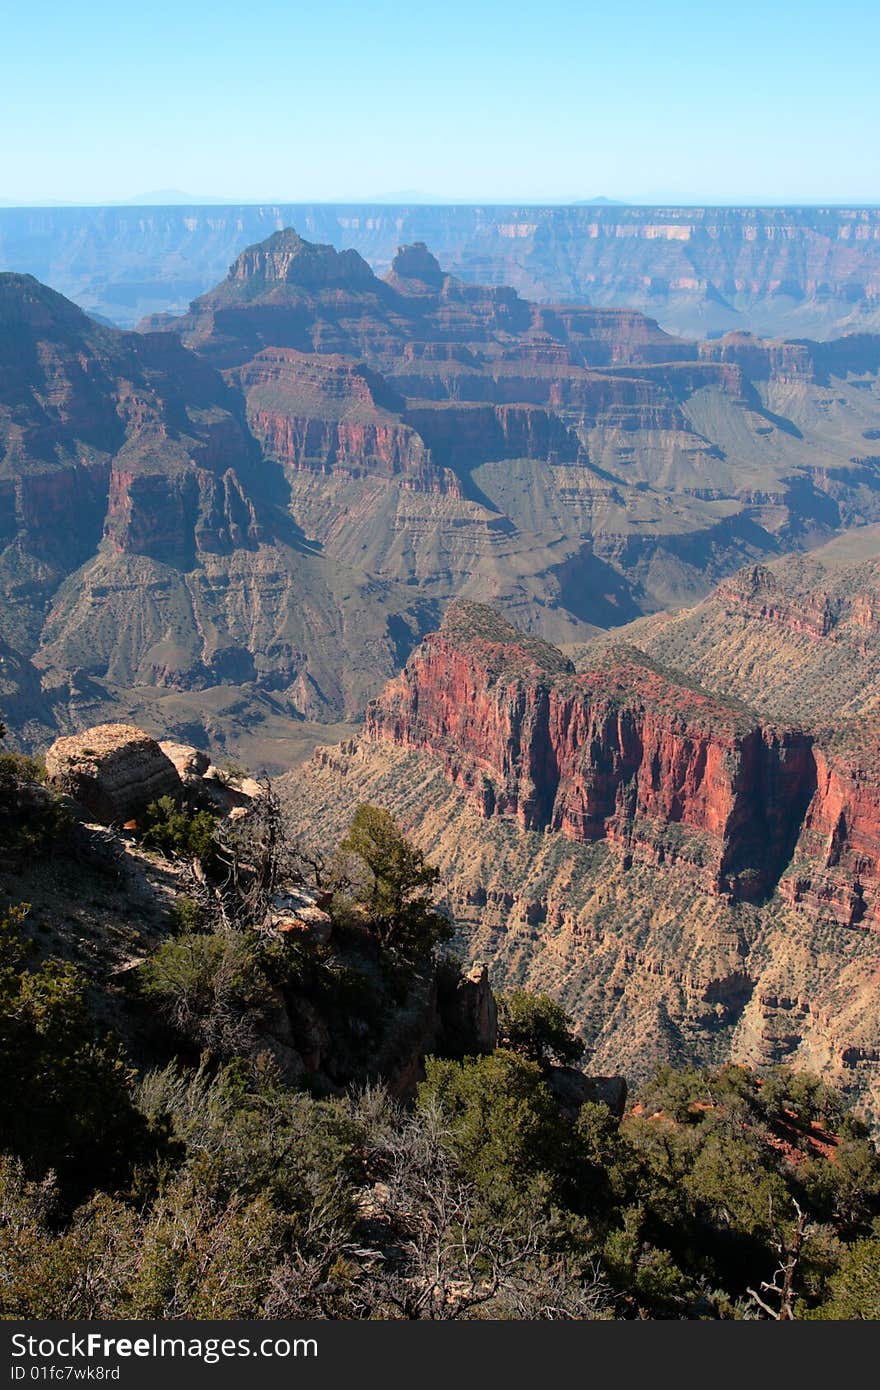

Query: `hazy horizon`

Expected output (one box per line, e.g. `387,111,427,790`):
4,194,880,210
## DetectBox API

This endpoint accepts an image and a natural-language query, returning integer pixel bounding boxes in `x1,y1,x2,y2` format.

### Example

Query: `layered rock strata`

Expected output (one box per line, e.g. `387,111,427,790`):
364,602,880,928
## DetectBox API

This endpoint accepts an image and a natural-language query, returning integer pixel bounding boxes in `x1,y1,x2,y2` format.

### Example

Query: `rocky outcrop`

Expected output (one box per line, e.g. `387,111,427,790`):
700,331,880,384
42,725,267,826
712,558,880,655
104,463,262,565
699,332,817,382
268,888,333,946
250,405,438,483
364,601,880,928
546,1067,628,1118
531,304,697,367
226,229,377,293
45,723,182,823
384,242,445,296
714,564,838,640
404,401,583,468
437,960,498,1056
0,461,112,570
778,734,880,928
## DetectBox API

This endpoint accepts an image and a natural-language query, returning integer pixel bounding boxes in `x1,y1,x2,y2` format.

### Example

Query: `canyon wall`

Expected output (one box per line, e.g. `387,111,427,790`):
365,602,880,929
237,349,454,492
8,233,880,767
5,203,880,336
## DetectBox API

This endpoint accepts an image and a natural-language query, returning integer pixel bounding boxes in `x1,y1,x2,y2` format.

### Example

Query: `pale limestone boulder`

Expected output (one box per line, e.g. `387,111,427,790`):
203,765,262,800
45,723,181,824
159,741,211,783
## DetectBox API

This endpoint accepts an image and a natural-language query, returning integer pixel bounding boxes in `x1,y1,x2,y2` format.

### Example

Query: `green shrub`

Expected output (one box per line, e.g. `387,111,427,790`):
0,750,45,786
139,925,273,1059
496,988,585,1067
0,751,71,854
168,895,204,934
0,905,145,1199
759,1067,845,1131
336,804,453,964
141,796,217,861
417,1051,577,1211
808,1238,880,1319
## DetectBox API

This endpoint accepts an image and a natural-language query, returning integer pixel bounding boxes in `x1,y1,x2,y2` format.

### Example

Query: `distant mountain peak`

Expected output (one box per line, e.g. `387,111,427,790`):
227,227,377,293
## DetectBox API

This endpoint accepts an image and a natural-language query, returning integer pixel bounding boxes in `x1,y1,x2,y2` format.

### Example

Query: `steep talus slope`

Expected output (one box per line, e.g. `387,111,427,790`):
580,525,880,723
7,203,880,338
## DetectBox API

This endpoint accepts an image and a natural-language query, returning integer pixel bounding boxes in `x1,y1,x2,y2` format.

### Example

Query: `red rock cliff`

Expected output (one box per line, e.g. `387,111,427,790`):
237,349,454,493
365,601,880,927
779,731,880,928
105,462,261,565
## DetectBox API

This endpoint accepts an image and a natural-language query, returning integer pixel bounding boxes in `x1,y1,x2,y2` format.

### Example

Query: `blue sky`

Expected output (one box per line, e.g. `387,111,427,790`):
2,0,879,204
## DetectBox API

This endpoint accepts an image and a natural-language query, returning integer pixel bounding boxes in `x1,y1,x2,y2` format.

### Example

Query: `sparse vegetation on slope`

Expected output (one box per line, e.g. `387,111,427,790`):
1,751,877,1320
